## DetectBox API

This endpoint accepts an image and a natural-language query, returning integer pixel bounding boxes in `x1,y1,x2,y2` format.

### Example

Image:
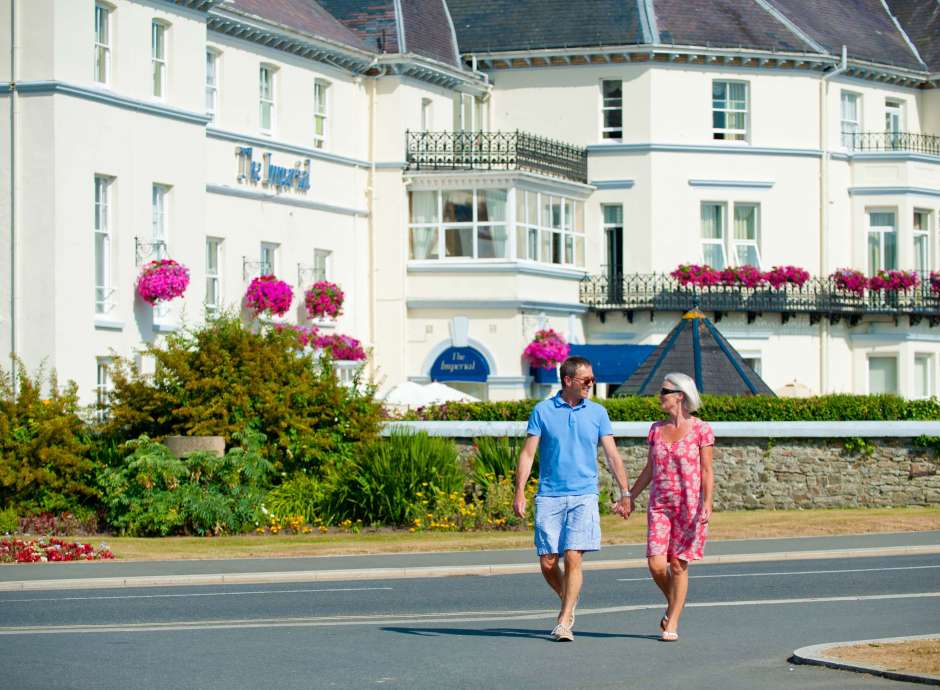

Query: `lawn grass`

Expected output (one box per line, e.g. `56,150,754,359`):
28,505,940,562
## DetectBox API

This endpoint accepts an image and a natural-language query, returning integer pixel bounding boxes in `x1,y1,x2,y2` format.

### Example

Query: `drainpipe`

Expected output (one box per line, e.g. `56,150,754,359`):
366,62,377,379
818,45,848,395
8,0,16,390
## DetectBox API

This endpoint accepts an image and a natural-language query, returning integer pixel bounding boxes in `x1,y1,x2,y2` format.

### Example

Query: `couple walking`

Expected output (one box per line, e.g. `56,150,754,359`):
513,356,715,642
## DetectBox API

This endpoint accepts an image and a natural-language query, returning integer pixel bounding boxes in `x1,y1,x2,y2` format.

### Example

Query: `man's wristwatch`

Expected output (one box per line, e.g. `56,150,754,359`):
620,489,633,500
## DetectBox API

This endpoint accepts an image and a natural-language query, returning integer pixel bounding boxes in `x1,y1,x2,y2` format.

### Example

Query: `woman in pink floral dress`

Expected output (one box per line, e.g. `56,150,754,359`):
627,372,714,641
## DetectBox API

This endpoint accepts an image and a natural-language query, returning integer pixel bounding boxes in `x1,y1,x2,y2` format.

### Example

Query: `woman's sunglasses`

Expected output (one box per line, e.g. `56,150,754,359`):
660,388,681,396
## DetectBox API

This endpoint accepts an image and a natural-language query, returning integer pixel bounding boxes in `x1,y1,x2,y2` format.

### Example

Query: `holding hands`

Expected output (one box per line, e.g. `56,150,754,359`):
612,492,634,519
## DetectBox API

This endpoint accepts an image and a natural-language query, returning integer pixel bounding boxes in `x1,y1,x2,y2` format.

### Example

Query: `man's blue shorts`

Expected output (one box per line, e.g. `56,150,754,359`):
534,494,601,556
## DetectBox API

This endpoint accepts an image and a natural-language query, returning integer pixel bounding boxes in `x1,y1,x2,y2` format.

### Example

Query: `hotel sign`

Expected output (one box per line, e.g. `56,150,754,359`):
430,347,490,382
236,146,311,193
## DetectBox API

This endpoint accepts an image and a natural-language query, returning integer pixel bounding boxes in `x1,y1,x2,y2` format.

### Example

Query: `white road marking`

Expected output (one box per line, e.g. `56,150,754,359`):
616,564,940,582
0,585,394,604
1,591,937,635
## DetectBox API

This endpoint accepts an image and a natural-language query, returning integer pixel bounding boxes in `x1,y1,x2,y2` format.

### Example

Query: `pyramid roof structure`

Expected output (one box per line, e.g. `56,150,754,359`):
618,309,775,397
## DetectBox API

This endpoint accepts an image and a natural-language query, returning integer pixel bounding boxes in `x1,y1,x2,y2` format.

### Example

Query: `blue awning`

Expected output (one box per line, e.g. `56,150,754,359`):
568,344,656,384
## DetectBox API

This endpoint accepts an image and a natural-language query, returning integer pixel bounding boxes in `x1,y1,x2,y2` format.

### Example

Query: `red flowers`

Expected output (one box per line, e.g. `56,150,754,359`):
867,269,919,292
0,537,114,563
671,263,810,289
930,272,940,294
670,264,722,287
314,333,366,361
764,265,810,289
304,281,345,320
244,275,293,317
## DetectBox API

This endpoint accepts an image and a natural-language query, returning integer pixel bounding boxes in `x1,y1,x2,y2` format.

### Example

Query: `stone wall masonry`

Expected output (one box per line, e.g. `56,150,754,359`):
447,437,940,511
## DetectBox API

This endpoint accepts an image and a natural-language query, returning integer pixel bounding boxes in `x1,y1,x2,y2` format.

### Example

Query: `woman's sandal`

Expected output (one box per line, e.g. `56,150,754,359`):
660,631,679,642
659,614,668,631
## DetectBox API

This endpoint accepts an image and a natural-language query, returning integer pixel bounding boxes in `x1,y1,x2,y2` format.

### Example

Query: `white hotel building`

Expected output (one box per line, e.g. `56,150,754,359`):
2,0,940,403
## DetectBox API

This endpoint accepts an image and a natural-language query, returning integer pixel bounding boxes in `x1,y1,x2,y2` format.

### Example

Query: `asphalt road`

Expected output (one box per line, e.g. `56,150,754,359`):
1,553,938,689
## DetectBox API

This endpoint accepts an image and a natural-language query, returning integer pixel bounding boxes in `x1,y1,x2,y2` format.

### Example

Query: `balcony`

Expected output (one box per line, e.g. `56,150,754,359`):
580,273,940,326
844,131,940,156
405,130,588,184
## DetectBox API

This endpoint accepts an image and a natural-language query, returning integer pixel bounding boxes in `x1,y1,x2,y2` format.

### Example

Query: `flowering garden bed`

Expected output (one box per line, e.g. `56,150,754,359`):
0,537,114,563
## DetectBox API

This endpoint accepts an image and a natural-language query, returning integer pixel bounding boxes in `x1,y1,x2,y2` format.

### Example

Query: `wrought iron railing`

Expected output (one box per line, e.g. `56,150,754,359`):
405,130,588,183
844,130,940,156
580,273,940,326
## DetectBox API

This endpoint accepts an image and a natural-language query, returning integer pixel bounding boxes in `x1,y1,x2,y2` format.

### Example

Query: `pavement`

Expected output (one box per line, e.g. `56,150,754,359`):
1,530,939,591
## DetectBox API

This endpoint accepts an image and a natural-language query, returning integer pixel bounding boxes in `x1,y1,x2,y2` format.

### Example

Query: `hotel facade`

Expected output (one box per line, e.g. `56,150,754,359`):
2,0,940,403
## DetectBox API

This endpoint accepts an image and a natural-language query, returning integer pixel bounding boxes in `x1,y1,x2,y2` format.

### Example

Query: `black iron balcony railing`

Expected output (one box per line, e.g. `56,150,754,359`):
844,130,940,156
405,130,588,183
580,273,940,326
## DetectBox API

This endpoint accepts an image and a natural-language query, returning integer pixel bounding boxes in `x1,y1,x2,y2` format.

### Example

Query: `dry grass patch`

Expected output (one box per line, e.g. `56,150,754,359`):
824,639,940,676
8,506,938,562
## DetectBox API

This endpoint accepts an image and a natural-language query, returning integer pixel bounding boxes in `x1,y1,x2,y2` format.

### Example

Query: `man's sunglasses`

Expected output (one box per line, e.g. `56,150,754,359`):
660,388,681,396
571,376,596,386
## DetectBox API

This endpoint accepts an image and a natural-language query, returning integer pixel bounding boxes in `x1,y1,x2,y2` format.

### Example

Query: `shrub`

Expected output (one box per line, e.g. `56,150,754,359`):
98,431,275,536
401,394,940,422
471,436,535,497
413,475,535,532
264,473,328,525
0,359,96,514
333,432,464,526
101,313,382,474
0,506,17,534
18,510,99,536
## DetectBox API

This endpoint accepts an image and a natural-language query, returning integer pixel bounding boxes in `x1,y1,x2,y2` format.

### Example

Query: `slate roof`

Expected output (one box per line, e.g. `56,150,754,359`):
765,0,926,70
445,0,927,73
445,0,645,53
227,0,372,51
885,0,940,72
317,0,462,67
618,310,775,397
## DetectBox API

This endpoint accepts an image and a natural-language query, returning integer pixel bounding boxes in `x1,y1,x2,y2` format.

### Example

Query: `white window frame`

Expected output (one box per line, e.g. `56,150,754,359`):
260,242,278,276
712,80,749,142
151,20,167,99
259,65,276,134
840,90,861,149
914,209,931,278
867,208,898,273
94,3,111,85
314,79,329,149
914,353,934,400
205,237,222,316
313,248,332,282
740,353,763,377
151,184,169,255
421,97,433,130
94,175,113,314
206,49,219,120
885,99,904,134
732,203,762,267
96,357,113,421
867,354,899,395
601,79,623,141
701,202,727,268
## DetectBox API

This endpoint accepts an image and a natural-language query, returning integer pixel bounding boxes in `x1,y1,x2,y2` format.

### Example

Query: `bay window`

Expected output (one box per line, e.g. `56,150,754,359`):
867,210,897,274
914,210,931,277
601,80,623,140
840,91,860,149
712,80,748,141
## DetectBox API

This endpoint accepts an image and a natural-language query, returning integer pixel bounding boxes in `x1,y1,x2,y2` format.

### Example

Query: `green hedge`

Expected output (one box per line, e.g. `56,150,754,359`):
399,394,940,422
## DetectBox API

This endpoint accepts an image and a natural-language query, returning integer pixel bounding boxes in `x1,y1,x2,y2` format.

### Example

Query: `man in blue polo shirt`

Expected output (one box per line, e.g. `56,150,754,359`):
514,355,633,642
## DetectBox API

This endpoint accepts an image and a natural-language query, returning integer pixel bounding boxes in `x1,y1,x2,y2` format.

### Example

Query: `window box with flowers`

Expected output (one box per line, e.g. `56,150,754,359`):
524,328,570,383
244,275,293,318
830,268,868,297
304,280,344,322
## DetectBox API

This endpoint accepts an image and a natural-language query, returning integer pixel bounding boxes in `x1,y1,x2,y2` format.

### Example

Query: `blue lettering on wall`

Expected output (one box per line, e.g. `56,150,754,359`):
235,146,310,193
430,347,490,382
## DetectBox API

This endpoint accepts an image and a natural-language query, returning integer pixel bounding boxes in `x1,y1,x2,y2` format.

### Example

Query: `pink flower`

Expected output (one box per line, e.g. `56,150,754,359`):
764,265,810,289
304,281,345,320
273,323,319,348
929,272,940,295
670,264,721,287
719,265,766,288
523,328,570,369
314,333,366,361
831,268,867,296
869,269,919,292
136,259,190,305
244,275,293,317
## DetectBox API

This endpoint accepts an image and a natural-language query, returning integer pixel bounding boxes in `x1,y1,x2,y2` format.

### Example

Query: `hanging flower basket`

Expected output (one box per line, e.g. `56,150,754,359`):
523,328,570,376
304,281,345,320
136,259,190,305
830,268,867,296
245,275,293,317
867,269,919,292
764,265,810,289
314,333,366,361
670,263,721,287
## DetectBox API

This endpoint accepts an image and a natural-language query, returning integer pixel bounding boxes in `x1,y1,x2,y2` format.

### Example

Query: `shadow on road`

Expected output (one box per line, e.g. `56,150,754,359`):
382,626,660,641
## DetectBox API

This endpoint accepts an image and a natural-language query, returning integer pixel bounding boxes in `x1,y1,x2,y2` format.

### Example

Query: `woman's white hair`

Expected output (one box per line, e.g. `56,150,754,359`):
663,372,702,413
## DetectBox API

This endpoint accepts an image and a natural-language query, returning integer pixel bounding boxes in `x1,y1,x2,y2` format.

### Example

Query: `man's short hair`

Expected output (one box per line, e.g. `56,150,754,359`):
560,356,592,382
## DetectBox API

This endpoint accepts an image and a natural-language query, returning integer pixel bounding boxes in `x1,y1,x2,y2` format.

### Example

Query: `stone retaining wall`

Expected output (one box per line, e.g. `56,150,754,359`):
450,437,940,511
